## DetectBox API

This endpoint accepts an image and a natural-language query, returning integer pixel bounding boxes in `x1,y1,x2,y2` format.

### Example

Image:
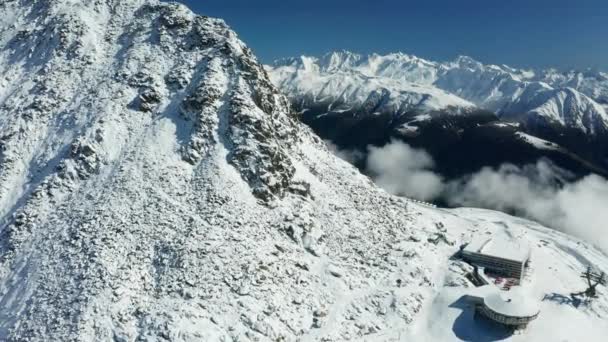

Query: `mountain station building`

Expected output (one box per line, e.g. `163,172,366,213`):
461,236,531,282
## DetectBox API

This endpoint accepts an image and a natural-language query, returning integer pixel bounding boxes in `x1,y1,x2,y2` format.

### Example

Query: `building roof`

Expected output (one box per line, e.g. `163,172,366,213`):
483,289,540,318
463,234,531,263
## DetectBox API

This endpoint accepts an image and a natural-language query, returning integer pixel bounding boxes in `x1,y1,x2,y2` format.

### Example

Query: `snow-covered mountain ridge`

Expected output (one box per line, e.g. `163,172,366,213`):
268,51,608,134
0,1,607,341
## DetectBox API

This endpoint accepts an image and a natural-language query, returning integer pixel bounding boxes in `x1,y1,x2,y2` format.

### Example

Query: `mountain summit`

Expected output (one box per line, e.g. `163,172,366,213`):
0,1,448,339
0,2,607,341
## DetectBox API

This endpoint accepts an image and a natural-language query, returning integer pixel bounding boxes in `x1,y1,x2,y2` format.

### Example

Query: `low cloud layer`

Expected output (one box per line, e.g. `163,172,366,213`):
325,140,365,165
446,162,608,252
345,139,608,252
366,140,443,201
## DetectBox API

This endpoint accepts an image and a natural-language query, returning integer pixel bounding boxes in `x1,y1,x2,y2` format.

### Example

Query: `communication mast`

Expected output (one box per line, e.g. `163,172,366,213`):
572,266,606,299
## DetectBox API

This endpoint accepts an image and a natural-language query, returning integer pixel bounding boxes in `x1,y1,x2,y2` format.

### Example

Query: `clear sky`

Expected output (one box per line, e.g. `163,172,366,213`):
173,0,608,71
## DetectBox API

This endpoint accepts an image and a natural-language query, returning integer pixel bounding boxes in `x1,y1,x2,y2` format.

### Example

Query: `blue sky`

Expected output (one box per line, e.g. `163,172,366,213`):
174,0,608,70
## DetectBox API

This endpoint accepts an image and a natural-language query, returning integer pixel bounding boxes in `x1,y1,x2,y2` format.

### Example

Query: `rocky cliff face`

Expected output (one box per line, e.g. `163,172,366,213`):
0,0,304,211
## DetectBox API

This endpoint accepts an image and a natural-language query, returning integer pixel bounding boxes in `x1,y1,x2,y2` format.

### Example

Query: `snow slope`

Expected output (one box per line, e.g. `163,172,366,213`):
0,1,606,341
268,51,608,134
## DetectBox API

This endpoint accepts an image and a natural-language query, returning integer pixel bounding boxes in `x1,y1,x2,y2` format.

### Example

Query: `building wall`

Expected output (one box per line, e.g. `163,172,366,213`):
462,251,526,281
476,304,537,329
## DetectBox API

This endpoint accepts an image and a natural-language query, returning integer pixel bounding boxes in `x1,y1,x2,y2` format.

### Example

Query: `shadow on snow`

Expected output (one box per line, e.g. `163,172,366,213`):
449,295,512,342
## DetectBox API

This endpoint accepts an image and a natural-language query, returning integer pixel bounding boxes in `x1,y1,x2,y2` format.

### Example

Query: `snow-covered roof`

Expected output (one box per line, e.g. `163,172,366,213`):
463,235,530,263
483,289,540,318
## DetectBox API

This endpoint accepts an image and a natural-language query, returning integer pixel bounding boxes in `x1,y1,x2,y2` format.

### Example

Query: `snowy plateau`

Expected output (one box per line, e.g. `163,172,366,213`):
0,1,606,341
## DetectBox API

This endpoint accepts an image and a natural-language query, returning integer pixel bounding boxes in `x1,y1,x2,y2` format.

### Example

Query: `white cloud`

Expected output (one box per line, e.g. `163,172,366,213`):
327,139,608,252
366,140,444,201
334,141,608,252
445,160,608,253
324,140,365,164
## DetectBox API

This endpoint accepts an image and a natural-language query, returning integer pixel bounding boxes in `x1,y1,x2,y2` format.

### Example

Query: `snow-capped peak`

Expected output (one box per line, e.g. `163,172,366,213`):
317,50,363,72
451,55,484,69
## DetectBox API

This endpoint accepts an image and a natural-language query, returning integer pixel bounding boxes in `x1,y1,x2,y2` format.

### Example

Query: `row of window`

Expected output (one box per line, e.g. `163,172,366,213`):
463,253,525,278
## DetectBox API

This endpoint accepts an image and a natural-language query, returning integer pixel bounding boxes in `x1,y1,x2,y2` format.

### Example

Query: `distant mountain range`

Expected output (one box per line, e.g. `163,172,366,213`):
267,51,608,179
268,50,608,134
